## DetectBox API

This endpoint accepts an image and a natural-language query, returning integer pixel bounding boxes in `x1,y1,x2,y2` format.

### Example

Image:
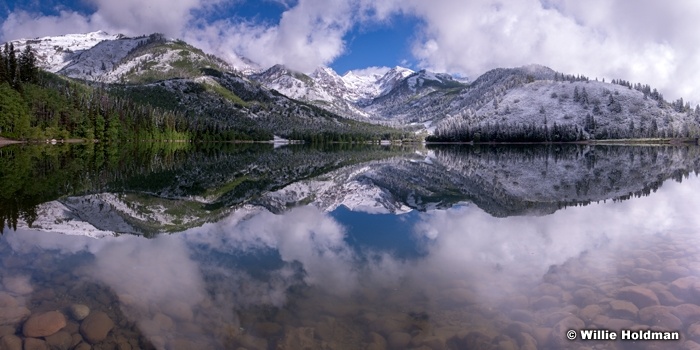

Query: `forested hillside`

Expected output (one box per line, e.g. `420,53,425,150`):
0,42,191,141
428,72,700,142
0,41,409,142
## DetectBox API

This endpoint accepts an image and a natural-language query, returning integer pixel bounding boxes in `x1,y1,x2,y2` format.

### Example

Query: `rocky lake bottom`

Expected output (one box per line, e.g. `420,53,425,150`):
2,217,700,349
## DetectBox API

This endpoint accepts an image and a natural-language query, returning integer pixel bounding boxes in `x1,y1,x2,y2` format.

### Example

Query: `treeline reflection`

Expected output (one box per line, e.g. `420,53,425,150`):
0,143,410,234
403,144,700,216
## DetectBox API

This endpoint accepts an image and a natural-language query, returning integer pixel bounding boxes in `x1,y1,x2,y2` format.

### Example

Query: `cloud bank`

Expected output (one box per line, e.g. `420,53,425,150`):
1,0,699,101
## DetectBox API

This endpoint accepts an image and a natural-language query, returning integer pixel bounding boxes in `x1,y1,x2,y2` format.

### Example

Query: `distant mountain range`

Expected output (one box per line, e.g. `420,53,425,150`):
9,31,700,139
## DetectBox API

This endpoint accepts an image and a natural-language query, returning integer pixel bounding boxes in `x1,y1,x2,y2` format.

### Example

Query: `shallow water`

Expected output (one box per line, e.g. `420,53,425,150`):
2,144,700,349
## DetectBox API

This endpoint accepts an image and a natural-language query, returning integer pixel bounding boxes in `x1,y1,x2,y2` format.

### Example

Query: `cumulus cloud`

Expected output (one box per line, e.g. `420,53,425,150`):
0,10,101,41
183,0,356,72
0,0,217,41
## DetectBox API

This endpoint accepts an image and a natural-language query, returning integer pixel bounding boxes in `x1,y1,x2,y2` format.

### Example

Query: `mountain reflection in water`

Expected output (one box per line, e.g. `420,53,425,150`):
1,144,700,349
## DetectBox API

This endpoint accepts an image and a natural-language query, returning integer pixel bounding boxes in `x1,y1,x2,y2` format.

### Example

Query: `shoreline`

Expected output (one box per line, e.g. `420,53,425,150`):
424,137,700,146
0,137,23,147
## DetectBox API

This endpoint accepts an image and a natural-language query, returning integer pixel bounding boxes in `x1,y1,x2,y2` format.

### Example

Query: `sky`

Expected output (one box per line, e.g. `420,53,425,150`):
1,0,700,102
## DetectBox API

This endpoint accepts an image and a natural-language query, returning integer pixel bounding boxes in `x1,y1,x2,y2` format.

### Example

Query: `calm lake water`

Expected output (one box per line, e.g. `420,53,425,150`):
1,143,700,350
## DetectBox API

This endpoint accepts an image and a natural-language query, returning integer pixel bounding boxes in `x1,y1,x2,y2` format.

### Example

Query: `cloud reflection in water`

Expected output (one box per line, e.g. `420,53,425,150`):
2,174,700,348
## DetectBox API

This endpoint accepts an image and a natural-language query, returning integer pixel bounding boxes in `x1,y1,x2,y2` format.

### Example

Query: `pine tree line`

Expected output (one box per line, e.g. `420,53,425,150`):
0,43,38,88
0,44,194,141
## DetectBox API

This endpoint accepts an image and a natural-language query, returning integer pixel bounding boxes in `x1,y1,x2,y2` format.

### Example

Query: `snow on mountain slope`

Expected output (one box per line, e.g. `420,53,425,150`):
11,31,120,72
10,31,244,83
16,200,116,238
249,64,421,120
254,64,333,102
378,66,418,94
252,64,373,119
341,69,386,102
259,161,414,214
340,66,415,103
434,78,700,140
58,35,151,81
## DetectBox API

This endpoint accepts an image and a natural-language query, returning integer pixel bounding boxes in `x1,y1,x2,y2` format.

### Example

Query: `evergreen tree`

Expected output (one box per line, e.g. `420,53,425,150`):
6,43,17,88
18,45,37,83
650,119,658,137
0,48,6,84
581,87,589,104
0,83,31,138
628,119,635,137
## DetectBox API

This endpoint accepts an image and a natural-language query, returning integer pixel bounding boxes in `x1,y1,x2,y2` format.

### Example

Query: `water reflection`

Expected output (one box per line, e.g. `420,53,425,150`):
0,143,412,236
1,145,700,349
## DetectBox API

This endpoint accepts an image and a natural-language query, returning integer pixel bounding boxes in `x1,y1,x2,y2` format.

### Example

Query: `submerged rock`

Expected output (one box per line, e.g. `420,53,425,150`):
550,316,584,348
22,311,67,338
638,306,682,330
2,276,33,296
616,286,660,308
69,304,90,321
609,300,639,319
79,311,114,344
277,327,319,350
0,334,22,350
670,277,700,301
0,307,30,327
23,337,48,350
0,292,18,308
45,331,73,350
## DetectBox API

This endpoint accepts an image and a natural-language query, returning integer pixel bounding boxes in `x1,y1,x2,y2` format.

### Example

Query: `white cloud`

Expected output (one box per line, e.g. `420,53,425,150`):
184,0,356,72
183,206,359,293
0,10,101,41
346,66,390,77
85,0,214,36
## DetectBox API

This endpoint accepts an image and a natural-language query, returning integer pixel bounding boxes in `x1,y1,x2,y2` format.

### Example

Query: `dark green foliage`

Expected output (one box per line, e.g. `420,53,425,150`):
19,71,190,141
18,45,37,84
5,43,18,88
0,46,193,141
0,83,31,138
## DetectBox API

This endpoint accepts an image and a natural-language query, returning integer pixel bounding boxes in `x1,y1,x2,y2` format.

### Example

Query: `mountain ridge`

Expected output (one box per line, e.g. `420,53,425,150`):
7,31,700,141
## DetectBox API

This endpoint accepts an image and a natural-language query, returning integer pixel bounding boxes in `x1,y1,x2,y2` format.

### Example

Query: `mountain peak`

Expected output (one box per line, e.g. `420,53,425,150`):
389,66,414,76
310,66,342,81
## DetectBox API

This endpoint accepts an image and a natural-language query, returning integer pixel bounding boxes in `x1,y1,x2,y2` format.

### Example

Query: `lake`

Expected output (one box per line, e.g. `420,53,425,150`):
1,143,700,349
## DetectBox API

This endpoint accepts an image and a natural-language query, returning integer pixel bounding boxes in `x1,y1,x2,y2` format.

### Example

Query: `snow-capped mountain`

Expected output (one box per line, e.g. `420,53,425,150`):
249,64,370,119
9,31,246,83
249,64,418,119
9,31,699,136
341,66,415,103
248,63,476,123
11,30,121,73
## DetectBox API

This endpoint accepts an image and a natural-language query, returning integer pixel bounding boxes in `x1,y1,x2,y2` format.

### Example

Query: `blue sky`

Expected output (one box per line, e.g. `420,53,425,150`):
2,0,700,101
